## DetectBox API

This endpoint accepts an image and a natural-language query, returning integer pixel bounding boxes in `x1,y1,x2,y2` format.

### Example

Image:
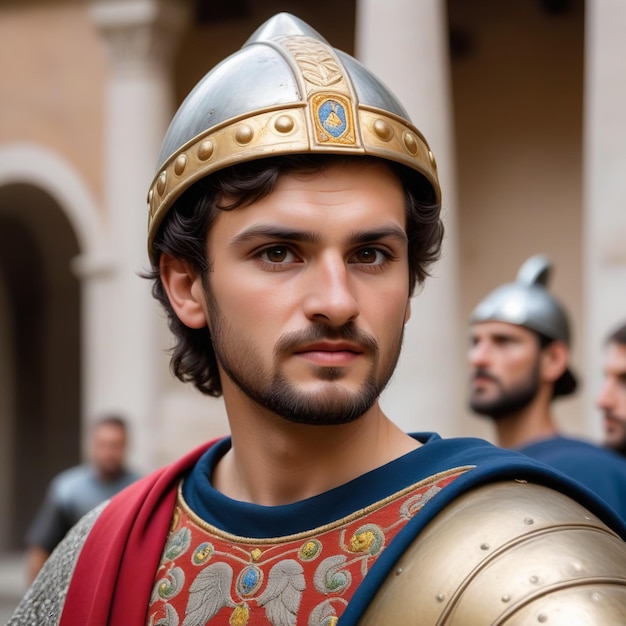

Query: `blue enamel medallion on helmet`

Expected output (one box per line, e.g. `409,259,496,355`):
319,99,348,138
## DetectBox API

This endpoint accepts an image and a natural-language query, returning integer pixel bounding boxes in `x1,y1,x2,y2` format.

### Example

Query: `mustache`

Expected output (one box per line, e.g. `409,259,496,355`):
604,411,626,424
471,367,500,385
274,323,379,357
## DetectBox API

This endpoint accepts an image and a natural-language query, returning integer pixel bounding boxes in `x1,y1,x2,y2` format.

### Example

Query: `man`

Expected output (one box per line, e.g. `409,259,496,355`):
468,255,626,518
10,14,626,626
598,321,626,456
24,415,140,583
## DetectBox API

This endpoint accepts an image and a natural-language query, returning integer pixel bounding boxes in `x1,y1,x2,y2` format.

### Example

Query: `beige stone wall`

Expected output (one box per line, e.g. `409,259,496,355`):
0,2,106,204
450,0,586,439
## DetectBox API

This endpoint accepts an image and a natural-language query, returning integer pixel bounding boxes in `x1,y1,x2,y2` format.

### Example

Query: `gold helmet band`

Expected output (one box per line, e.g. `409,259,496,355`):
146,13,441,263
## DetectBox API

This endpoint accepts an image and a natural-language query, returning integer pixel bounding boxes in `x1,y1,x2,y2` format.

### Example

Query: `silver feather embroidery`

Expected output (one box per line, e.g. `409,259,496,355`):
182,562,236,626
257,559,305,626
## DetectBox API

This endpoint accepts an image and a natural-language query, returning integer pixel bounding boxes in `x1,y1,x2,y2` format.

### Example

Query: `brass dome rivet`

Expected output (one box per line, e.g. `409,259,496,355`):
147,189,153,204
156,171,167,196
274,115,295,133
501,594,511,603
524,517,534,525
198,140,214,161
436,594,445,603
428,149,437,169
235,124,254,144
537,614,547,623
373,119,393,141
529,575,539,584
403,131,418,155
174,154,187,176
480,543,489,551
395,567,403,576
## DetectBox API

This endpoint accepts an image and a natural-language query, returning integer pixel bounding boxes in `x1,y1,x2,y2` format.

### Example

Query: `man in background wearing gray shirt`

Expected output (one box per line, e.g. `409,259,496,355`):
25,415,140,583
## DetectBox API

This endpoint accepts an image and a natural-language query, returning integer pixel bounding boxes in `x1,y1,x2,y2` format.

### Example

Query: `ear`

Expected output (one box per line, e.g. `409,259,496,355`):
159,254,208,329
540,340,569,384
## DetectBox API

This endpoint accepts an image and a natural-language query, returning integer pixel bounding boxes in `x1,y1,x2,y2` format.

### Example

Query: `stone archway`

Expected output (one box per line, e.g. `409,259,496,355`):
0,184,81,549
0,144,106,551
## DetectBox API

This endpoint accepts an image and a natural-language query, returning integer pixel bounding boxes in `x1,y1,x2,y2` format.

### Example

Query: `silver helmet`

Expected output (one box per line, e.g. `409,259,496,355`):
470,255,577,396
146,12,441,261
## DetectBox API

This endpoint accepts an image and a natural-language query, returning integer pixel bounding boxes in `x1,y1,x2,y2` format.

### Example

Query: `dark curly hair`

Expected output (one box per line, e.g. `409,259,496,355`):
146,155,443,396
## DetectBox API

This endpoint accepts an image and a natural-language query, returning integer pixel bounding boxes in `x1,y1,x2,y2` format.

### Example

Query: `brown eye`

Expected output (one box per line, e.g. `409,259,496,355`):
258,245,299,264
353,248,385,265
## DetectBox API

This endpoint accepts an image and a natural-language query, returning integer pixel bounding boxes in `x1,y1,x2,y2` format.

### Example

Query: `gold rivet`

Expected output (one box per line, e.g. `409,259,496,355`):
501,594,511,603
198,140,214,161
436,593,445,603
156,171,167,195
524,517,534,525
537,614,547,623
403,131,418,155
174,154,187,176
428,149,437,169
480,543,490,551
235,124,254,144
373,119,393,141
274,115,295,133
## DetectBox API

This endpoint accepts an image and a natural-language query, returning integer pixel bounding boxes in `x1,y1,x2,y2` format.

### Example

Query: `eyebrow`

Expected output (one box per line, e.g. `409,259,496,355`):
229,224,408,247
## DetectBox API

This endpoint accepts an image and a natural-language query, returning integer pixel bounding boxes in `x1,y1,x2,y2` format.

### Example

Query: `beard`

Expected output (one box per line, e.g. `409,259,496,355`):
469,362,540,421
204,289,404,426
608,437,626,457
604,416,626,456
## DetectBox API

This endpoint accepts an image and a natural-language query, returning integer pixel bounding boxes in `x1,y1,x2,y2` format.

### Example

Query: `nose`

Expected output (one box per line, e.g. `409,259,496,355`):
303,254,360,326
596,379,615,411
468,339,490,368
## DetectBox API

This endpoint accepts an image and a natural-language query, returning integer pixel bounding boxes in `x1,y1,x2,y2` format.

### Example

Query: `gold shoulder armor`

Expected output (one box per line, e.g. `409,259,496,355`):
359,481,626,625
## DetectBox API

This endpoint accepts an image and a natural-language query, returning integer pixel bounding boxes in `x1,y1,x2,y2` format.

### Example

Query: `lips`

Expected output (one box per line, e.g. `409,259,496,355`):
295,341,362,354
294,341,363,366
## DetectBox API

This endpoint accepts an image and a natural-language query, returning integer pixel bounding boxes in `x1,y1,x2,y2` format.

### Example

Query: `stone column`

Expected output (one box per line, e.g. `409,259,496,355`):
89,0,190,469
583,0,626,438
355,0,463,435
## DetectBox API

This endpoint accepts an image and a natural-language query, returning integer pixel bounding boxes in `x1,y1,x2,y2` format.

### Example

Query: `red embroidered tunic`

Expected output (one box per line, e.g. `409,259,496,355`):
146,467,468,626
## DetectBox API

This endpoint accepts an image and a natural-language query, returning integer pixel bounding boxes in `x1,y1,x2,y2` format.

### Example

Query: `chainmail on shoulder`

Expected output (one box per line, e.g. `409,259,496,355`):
6,500,109,626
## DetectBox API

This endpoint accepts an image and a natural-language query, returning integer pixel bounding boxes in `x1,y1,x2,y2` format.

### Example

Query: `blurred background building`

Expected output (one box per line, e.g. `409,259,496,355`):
1,0,625,557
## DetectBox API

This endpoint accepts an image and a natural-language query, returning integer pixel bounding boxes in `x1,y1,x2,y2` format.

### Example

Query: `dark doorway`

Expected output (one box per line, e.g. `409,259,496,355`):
0,183,81,551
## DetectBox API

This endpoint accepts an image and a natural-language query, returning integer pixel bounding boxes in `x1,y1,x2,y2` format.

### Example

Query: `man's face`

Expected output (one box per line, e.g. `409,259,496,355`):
468,321,541,419
195,160,411,425
90,423,127,479
597,342,626,454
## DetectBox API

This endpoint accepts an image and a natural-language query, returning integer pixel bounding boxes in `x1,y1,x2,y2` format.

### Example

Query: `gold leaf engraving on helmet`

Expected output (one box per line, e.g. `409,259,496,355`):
282,37,345,92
